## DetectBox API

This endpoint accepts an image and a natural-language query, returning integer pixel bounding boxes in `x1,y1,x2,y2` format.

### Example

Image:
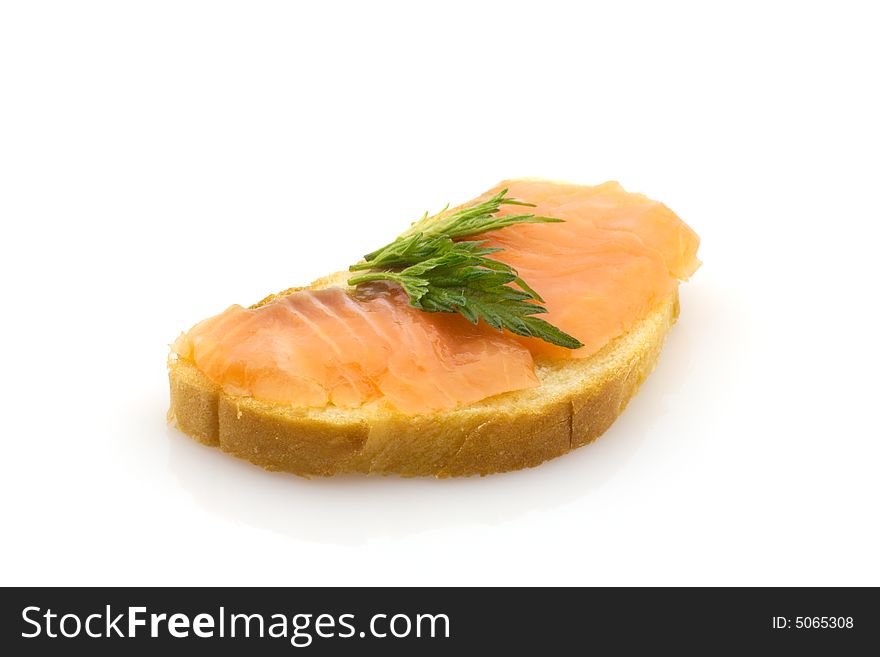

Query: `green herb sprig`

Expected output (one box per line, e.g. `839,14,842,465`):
348,189,583,350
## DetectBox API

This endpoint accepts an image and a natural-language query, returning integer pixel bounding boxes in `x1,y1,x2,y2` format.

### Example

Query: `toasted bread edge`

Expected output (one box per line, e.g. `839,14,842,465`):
167,290,679,477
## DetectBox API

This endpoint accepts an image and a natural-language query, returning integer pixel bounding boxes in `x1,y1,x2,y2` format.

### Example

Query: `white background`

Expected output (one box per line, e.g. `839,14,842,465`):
2,1,878,586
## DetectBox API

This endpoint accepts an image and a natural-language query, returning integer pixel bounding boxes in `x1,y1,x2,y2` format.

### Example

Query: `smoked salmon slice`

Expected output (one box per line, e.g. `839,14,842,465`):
479,179,701,358
173,180,700,414
173,285,540,414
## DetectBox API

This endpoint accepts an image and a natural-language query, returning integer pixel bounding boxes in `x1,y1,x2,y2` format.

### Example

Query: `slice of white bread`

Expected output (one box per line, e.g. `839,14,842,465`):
168,268,680,477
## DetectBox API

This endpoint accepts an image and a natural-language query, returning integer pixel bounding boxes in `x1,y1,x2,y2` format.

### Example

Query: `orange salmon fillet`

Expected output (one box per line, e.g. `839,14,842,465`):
173,180,700,414
480,179,700,358
173,286,540,415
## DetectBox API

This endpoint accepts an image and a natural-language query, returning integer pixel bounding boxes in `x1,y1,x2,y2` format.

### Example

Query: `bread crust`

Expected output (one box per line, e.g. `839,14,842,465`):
167,291,679,477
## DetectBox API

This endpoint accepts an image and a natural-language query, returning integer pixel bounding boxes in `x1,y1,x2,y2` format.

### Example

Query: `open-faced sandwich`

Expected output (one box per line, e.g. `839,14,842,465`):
168,179,700,477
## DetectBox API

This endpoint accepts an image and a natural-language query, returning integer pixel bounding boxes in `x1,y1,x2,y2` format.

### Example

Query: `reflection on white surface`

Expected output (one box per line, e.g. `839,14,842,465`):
165,282,723,547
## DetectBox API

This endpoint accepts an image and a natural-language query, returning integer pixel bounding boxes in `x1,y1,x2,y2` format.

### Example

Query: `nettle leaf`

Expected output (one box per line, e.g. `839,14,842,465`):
347,189,583,350
407,189,563,240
